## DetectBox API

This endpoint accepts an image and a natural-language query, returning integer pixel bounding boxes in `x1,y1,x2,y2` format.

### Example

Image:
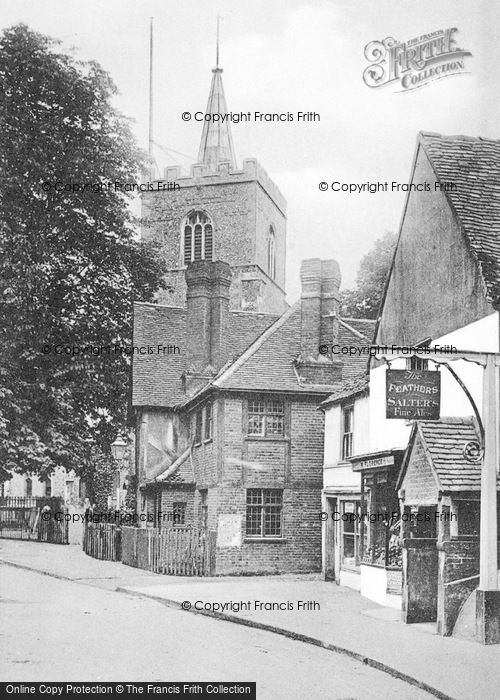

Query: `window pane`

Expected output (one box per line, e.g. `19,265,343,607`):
246,506,262,536
205,403,212,440
264,489,282,506
173,502,186,525
343,501,356,534
343,534,355,560
195,411,202,443
264,507,281,536
266,414,284,435
247,489,263,505
248,400,265,435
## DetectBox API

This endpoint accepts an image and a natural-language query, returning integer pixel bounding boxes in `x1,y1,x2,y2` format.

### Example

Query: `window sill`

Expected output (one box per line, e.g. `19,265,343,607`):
340,564,360,573
245,435,288,442
244,537,287,543
203,438,213,445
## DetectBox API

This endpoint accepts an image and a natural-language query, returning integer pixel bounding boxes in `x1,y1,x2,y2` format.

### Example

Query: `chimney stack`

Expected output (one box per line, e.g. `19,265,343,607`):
185,260,232,373
299,258,341,361
320,259,341,349
300,258,323,361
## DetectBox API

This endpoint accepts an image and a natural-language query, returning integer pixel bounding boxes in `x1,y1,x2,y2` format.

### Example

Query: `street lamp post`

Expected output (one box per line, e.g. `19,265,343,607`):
111,437,128,511
372,347,500,643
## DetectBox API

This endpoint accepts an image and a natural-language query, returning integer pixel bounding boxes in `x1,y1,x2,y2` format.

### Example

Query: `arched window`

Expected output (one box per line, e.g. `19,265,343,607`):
183,210,213,265
268,226,276,280
25,477,32,497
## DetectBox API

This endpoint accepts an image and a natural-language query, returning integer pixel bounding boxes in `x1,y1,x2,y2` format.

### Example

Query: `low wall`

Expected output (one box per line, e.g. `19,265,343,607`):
360,564,402,608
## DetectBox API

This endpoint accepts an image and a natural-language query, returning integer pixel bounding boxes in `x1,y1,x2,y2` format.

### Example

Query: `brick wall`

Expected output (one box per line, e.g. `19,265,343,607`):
159,488,195,527
441,539,480,583
213,395,324,574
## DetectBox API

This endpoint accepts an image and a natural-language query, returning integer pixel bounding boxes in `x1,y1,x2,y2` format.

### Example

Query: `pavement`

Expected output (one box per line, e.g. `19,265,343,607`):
1,539,500,700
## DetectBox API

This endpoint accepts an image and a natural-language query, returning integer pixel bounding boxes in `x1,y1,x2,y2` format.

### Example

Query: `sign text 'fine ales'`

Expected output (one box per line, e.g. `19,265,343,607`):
386,369,441,419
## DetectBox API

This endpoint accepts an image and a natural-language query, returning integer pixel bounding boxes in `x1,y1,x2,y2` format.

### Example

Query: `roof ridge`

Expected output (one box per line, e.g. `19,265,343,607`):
420,131,500,144
339,318,372,340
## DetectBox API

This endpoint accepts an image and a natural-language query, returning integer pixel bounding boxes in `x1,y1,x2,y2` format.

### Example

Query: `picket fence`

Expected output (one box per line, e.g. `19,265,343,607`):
121,526,216,576
83,522,121,561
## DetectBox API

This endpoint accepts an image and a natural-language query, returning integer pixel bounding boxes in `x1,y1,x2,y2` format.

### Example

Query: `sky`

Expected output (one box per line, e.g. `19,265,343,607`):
2,0,499,301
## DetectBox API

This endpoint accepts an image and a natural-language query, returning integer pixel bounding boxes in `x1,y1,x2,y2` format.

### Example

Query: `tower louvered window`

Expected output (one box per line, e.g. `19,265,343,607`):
183,210,213,264
268,226,276,280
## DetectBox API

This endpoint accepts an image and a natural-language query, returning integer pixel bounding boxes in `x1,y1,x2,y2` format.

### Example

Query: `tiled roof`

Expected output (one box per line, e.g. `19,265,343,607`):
132,303,279,407
401,417,496,492
420,132,500,304
132,305,187,406
320,374,369,407
133,299,374,406
212,305,373,394
341,318,376,342
157,450,195,485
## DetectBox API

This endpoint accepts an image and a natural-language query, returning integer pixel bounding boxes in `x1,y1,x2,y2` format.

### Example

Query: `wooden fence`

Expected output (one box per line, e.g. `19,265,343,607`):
0,503,68,544
0,496,63,509
83,522,121,561
121,526,216,576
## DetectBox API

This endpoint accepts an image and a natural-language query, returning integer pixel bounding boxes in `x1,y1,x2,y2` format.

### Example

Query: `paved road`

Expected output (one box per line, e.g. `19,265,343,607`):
0,565,433,699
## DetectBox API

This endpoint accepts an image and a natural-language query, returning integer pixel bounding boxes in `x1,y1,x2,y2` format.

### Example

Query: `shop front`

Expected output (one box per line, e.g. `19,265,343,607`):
350,450,405,608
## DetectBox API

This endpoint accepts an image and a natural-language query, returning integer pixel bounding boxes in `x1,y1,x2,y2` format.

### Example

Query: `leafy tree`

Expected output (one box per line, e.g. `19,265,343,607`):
84,448,116,511
0,25,166,479
340,231,397,319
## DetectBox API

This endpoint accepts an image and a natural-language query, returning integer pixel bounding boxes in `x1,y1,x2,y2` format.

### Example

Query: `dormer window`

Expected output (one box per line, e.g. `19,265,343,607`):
268,226,276,280
183,210,213,265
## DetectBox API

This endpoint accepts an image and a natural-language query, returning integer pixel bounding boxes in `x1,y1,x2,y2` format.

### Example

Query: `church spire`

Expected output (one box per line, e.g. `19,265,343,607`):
197,19,236,172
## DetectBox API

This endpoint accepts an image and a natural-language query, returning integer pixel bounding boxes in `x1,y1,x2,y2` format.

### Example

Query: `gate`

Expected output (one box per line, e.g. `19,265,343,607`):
0,497,68,544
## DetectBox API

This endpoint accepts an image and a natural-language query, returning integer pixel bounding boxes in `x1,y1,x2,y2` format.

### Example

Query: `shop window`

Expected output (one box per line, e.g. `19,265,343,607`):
247,399,284,437
341,406,354,459
246,489,282,538
194,410,203,445
183,210,213,264
173,501,186,526
204,403,213,441
341,501,360,568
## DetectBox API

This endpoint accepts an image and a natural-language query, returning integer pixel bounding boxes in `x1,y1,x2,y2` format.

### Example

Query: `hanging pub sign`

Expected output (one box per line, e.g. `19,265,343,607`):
386,369,441,419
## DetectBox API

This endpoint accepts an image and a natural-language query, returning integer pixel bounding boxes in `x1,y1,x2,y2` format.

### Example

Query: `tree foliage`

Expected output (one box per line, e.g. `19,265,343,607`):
0,25,166,478
340,231,397,319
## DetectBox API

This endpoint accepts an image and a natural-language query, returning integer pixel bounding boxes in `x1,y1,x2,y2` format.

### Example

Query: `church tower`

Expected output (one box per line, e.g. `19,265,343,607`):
141,61,287,314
